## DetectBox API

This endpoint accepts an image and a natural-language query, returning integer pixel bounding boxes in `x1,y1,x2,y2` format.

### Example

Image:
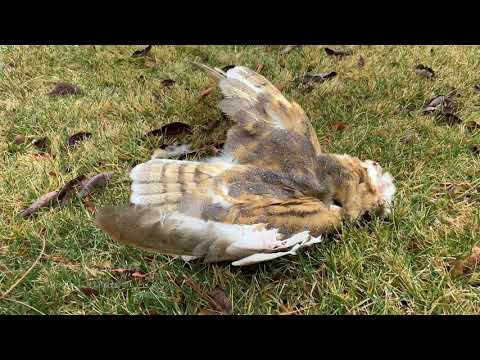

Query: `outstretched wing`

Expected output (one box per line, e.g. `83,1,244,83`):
194,63,323,171
127,157,341,230
96,157,342,264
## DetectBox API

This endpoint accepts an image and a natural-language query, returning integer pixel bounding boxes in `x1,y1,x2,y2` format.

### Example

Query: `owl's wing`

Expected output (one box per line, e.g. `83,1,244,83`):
193,63,323,163
96,158,342,265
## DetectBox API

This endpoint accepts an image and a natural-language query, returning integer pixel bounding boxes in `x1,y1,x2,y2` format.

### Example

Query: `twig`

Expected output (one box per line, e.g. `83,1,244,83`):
1,237,46,299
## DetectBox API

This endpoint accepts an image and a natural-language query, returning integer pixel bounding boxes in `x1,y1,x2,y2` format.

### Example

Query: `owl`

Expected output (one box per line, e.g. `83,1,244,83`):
96,63,396,266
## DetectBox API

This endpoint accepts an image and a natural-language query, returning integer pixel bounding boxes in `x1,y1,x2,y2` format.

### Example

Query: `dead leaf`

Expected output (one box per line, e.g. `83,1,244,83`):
131,45,152,58
111,268,129,274
68,132,92,148
281,45,301,55
255,64,264,73
78,172,114,198
324,47,353,58
298,72,337,85
161,79,175,88
209,288,233,315
464,121,480,131
221,65,236,72
146,122,193,138
32,137,50,153
423,95,447,114
131,271,146,279
330,122,348,132
439,112,462,126
111,268,147,280
357,56,365,68
48,82,83,96
82,197,96,213
80,287,99,298
57,175,87,206
452,246,480,277
14,135,25,145
415,64,435,79
296,72,337,93
198,87,214,99
469,144,480,155
19,190,59,218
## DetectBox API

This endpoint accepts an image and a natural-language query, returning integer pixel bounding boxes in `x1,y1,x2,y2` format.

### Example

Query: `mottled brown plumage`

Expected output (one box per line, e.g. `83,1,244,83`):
96,63,396,266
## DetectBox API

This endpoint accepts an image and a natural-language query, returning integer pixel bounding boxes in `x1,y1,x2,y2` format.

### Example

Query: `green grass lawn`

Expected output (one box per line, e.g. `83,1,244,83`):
1,45,480,315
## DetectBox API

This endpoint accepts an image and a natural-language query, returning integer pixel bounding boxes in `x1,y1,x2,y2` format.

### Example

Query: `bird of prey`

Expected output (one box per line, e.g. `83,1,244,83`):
96,63,396,266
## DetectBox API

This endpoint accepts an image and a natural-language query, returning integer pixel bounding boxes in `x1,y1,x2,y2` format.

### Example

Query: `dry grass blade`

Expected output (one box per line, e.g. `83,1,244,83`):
0,236,46,300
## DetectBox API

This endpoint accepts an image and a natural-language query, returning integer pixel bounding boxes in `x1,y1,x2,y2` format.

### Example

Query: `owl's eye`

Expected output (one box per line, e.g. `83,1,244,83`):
332,199,342,207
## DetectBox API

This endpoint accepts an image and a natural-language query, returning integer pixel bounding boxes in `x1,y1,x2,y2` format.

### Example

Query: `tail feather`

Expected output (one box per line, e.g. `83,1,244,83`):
190,61,227,80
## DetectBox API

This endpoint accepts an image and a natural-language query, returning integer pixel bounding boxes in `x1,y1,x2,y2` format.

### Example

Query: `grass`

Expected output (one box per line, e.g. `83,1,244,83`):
1,45,480,315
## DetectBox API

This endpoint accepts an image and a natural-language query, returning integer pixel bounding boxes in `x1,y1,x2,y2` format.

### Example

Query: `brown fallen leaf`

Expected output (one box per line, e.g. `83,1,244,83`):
469,144,480,155
14,135,25,145
464,120,480,131
146,122,193,138
68,132,92,148
324,47,353,58
198,87,214,99
131,45,152,58
281,45,301,55
161,79,175,88
111,268,147,280
296,72,337,93
131,271,146,279
57,175,87,206
415,64,435,79
48,82,83,96
32,137,50,153
82,196,96,213
452,246,480,277
209,288,233,315
357,56,365,68
80,287,99,298
330,122,348,132
423,95,447,114
439,112,462,126
78,172,114,198
19,190,59,218
221,64,236,72
255,64,264,73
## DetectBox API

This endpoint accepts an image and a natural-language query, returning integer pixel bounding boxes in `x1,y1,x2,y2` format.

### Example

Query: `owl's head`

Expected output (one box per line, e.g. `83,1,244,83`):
333,155,396,219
